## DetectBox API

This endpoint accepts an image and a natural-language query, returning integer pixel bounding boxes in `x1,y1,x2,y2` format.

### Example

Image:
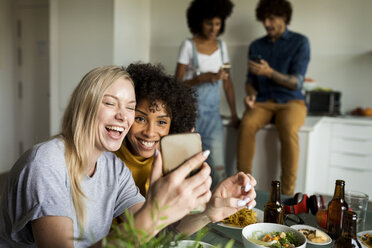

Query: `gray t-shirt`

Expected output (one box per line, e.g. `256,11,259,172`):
0,138,145,247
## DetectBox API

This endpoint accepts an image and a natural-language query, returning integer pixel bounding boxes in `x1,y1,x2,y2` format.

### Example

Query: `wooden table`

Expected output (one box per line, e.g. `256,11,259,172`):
194,190,372,248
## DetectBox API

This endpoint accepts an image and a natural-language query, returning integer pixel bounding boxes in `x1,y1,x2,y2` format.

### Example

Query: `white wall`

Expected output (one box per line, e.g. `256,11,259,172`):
50,0,152,135
0,0,17,173
150,0,372,116
113,0,151,66
1,0,372,173
50,0,114,135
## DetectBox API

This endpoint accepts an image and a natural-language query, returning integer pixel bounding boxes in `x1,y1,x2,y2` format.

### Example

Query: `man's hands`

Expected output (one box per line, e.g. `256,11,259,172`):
203,172,257,223
248,59,273,78
248,58,298,90
245,95,256,110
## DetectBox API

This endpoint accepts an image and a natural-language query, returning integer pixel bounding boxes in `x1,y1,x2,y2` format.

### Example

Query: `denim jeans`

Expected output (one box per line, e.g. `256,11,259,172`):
195,110,225,188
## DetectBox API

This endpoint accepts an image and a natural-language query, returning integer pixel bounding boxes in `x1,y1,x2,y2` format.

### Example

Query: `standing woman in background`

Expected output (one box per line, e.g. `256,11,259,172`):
175,0,239,188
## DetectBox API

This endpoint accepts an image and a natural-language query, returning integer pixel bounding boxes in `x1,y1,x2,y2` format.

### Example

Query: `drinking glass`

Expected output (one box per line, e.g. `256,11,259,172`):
345,190,369,232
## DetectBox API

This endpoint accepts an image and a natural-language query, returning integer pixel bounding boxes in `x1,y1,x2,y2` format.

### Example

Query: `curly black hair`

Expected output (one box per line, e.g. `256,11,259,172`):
126,63,197,134
186,0,234,35
256,0,292,25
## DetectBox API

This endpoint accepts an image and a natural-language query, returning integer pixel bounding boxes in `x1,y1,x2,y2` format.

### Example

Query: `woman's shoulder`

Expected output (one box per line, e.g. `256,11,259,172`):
180,38,193,49
30,137,65,164
217,39,228,49
8,138,68,185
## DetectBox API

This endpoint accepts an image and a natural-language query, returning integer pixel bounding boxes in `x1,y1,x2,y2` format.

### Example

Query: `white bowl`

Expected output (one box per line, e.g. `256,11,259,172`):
171,240,215,248
291,224,331,245
242,223,307,248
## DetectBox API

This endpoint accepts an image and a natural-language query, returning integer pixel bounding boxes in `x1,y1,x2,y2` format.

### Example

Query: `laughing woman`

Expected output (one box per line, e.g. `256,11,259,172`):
0,66,213,247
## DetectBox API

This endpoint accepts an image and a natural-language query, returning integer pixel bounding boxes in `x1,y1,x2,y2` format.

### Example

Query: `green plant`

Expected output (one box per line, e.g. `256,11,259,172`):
103,203,235,248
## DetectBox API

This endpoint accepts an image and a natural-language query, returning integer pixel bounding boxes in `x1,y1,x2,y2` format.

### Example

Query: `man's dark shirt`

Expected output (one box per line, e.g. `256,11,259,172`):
246,28,310,103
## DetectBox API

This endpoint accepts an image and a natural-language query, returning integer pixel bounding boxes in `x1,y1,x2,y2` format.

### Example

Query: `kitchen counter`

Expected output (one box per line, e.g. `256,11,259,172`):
223,115,372,197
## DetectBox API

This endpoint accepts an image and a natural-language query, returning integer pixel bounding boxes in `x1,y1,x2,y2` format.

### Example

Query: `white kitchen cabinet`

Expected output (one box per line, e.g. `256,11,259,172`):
223,117,321,193
223,116,372,199
296,117,372,198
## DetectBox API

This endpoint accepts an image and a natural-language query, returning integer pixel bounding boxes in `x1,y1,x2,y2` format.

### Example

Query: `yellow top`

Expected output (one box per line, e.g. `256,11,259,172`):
115,142,153,196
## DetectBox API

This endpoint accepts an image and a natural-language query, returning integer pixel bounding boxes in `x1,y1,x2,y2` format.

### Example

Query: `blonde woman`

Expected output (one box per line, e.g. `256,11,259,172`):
0,66,215,247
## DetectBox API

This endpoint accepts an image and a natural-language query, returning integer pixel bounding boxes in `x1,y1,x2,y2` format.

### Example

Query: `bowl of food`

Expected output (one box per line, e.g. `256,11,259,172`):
242,223,307,248
291,224,331,245
358,231,372,248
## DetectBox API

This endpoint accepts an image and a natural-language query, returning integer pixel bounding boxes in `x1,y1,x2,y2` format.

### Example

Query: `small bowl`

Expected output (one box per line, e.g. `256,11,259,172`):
242,223,307,248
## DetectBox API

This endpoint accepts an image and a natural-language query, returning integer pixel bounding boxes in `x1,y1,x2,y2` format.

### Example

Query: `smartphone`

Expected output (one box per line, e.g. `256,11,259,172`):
250,54,262,63
160,133,205,214
161,133,202,175
220,63,232,73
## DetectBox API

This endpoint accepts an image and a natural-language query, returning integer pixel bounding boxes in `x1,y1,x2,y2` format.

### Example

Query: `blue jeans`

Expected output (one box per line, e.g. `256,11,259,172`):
195,109,225,189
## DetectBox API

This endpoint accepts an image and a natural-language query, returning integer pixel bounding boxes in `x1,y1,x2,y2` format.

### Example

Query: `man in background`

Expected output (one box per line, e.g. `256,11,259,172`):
238,0,310,195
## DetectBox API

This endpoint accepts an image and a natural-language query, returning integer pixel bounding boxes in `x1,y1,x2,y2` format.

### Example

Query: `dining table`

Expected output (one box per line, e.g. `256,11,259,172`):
193,190,372,248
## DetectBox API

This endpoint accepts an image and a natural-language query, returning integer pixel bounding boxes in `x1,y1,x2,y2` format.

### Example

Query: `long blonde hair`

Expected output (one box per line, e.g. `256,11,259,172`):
61,66,133,233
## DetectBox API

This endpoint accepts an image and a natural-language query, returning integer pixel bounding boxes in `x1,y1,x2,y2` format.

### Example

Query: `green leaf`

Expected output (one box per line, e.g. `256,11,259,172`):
224,239,235,248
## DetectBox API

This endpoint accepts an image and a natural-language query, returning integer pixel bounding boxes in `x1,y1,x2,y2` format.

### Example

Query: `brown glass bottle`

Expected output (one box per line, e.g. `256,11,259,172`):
333,211,362,248
327,180,349,239
264,181,284,224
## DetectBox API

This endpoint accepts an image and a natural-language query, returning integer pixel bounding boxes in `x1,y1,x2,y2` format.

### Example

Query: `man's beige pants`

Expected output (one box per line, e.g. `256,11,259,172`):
237,100,307,195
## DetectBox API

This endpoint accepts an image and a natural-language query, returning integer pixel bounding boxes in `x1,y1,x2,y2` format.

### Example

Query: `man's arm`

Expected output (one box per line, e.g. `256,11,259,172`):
248,59,298,90
248,36,310,91
270,70,298,90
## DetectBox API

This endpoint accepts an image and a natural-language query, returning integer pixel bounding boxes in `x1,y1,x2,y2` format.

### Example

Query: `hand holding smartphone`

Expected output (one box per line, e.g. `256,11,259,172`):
250,54,262,63
220,63,231,73
160,133,206,213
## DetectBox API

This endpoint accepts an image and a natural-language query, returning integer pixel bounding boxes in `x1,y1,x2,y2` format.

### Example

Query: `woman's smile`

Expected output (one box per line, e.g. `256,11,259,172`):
105,125,125,140
126,99,171,158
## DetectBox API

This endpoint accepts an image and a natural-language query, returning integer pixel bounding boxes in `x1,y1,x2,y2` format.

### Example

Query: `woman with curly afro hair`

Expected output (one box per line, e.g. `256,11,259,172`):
175,0,238,188
112,66,257,237
115,63,197,196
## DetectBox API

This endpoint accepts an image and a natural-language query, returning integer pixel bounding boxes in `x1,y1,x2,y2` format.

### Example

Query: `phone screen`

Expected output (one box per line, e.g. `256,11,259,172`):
160,133,202,175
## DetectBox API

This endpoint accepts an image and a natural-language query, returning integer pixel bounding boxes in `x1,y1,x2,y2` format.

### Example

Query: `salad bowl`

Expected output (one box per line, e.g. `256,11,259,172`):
242,223,307,248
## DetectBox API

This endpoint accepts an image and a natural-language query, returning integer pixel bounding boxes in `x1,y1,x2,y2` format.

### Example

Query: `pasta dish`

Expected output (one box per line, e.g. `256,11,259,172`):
221,208,257,228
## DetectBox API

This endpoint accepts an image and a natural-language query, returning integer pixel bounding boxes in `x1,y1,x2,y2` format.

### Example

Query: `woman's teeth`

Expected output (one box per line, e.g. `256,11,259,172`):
140,139,155,148
106,125,124,132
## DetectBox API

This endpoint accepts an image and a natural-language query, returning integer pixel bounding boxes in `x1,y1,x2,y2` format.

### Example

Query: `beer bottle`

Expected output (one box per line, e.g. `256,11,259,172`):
264,181,284,224
327,180,349,239
333,211,362,248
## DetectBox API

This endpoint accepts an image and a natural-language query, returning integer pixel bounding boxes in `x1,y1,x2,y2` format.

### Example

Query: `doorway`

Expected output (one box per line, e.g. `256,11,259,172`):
14,0,50,154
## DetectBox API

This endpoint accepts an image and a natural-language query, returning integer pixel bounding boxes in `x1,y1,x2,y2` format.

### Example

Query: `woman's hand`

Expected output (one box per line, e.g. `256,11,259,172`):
145,150,212,227
203,172,257,223
198,70,227,84
230,114,240,129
